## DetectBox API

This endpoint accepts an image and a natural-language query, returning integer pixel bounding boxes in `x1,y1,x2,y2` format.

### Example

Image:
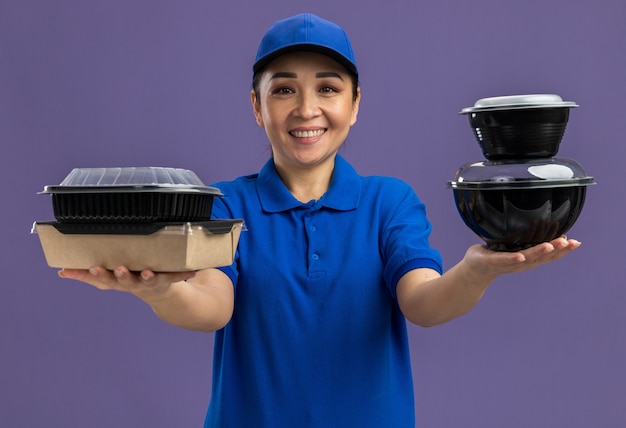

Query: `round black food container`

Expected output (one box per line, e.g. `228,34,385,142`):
460,95,578,160
447,158,595,251
41,167,223,223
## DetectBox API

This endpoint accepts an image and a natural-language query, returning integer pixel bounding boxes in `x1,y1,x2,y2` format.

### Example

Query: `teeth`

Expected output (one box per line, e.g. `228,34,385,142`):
291,129,325,138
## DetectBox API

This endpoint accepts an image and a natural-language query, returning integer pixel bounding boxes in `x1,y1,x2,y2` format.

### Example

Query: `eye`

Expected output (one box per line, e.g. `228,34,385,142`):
320,86,338,94
272,87,294,95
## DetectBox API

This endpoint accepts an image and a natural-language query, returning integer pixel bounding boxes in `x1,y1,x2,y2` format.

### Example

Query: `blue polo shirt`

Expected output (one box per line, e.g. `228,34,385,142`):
204,154,442,428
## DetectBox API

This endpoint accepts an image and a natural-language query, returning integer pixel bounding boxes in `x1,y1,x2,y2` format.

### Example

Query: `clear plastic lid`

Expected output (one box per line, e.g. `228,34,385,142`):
460,94,578,114
447,158,595,190
41,167,223,195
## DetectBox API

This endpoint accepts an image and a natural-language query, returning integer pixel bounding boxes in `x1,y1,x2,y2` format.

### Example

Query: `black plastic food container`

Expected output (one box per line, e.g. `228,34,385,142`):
41,167,223,223
460,95,578,160
447,158,595,251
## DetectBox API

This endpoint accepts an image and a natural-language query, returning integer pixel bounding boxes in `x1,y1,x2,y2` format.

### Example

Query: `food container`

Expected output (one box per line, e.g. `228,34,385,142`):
460,94,578,160
41,167,223,223
447,158,595,251
33,220,244,271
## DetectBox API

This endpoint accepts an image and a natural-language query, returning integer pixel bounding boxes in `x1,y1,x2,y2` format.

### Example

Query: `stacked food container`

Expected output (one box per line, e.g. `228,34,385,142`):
33,167,244,271
447,94,595,251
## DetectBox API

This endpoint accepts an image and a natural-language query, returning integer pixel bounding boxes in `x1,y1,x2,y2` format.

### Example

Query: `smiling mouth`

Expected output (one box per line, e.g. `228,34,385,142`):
289,129,326,138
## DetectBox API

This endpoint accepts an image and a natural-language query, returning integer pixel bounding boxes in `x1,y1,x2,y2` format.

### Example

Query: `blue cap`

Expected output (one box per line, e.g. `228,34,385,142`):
253,13,358,76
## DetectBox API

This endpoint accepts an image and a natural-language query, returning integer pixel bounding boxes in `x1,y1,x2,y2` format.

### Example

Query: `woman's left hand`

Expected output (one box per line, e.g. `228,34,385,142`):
463,236,581,280
397,236,581,326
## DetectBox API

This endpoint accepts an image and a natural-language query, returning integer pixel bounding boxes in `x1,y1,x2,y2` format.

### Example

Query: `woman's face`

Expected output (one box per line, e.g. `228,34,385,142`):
251,51,360,172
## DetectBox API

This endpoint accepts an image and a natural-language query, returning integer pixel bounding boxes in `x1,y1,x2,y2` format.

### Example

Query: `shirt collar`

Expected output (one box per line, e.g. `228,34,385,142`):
257,154,361,213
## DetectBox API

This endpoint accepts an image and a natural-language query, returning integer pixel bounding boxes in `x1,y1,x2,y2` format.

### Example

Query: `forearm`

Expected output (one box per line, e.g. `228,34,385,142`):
397,262,494,327
397,238,580,327
140,269,234,332
59,266,234,333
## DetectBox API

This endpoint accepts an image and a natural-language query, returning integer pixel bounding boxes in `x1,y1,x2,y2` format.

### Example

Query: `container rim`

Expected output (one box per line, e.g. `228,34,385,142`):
39,184,224,195
447,177,595,190
32,219,245,236
460,103,578,114
459,94,578,114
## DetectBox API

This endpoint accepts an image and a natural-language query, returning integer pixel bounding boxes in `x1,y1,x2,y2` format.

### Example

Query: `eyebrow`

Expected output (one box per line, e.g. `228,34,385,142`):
269,71,344,80
316,71,344,80
269,72,297,80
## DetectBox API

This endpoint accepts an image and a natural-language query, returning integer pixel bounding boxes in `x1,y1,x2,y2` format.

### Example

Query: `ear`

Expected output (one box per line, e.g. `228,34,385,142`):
251,90,264,128
350,86,361,126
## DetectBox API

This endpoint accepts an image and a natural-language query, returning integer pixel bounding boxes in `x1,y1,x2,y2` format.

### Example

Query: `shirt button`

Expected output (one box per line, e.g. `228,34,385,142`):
312,253,320,261
311,226,317,232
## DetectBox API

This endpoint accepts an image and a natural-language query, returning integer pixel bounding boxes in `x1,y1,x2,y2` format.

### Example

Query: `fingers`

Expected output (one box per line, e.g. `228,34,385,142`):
517,236,581,267
466,235,581,278
58,266,116,290
58,265,197,294
58,265,136,291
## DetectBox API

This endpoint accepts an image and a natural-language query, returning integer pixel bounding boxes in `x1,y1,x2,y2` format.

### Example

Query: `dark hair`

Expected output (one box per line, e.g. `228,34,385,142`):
252,70,359,104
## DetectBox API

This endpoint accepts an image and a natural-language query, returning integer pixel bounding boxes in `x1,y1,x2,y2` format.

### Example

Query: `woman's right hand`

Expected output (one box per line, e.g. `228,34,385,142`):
58,266,196,302
58,266,233,332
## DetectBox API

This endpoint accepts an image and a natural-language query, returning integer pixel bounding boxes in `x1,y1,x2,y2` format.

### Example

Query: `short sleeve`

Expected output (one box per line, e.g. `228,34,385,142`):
380,180,443,299
210,187,239,287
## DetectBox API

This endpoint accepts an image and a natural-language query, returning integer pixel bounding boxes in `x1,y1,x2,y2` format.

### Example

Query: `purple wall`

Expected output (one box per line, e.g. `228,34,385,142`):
2,1,624,426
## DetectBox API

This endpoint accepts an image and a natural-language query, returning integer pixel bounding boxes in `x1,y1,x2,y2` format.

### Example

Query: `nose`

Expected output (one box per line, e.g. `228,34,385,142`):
294,90,321,119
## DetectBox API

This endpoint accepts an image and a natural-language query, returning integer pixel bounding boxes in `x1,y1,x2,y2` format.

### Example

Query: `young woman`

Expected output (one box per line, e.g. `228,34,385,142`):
59,13,581,428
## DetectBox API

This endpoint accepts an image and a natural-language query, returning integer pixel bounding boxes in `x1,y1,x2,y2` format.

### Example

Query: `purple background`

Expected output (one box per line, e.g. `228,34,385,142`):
2,1,624,427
